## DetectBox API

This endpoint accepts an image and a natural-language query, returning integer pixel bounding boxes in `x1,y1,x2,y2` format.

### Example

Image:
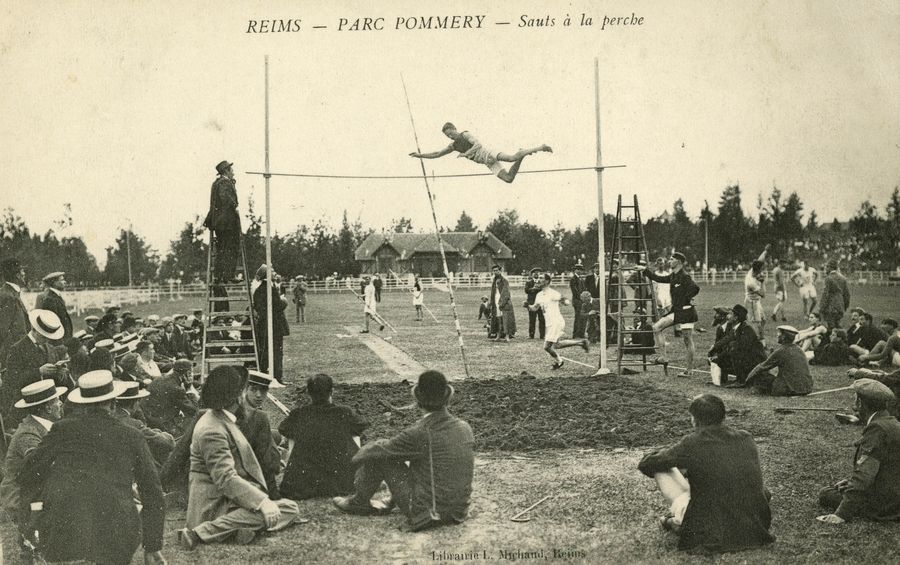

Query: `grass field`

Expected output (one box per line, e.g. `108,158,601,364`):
3,282,899,564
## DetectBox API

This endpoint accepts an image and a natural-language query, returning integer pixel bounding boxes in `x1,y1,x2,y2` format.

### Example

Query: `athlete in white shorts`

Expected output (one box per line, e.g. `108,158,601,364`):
410,122,552,184
528,274,589,370
791,262,819,316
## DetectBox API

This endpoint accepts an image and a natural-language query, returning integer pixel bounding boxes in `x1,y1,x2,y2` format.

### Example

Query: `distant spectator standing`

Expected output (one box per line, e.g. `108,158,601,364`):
525,268,546,339
568,263,585,339
0,257,31,370
770,260,788,322
292,275,308,323
489,264,516,341
35,271,73,339
820,260,851,330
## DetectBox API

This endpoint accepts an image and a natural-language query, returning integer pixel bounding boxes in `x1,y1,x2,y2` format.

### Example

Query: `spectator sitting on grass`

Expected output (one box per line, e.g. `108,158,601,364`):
638,394,774,554
795,312,829,356
847,368,900,412
811,329,852,366
848,313,887,359
744,326,813,396
279,373,369,500
333,370,474,532
857,318,900,369
816,379,900,524
707,304,765,388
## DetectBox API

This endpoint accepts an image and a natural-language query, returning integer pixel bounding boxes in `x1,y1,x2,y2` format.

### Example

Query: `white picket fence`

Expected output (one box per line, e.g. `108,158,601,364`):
23,288,162,316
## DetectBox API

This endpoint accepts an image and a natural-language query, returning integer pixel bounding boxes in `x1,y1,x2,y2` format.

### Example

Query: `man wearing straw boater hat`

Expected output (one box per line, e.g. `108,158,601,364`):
0,310,68,429
238,369,284,499
177,366,302,550
35,271,73,339
333,370,475,532
816,378,900,524
0,379,65,559
18,370,166,565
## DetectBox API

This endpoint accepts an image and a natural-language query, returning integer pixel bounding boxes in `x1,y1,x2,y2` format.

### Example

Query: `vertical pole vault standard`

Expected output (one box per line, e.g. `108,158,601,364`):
593,57,611,376
400,74,471,378
264,56,275,378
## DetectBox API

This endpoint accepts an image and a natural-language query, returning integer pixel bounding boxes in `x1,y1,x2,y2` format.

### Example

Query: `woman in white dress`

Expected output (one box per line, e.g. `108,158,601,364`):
528,274,589,369
412,276,424,321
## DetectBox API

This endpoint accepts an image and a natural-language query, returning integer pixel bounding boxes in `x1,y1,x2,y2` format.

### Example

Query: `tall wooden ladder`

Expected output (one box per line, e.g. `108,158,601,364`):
606,195,662,375
201,234,260,378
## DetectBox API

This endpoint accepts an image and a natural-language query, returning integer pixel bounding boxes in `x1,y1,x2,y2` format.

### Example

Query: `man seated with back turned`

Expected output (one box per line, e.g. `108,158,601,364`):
638,394,775,554
333,370,474,532
816,378,900,524
744,325,813,396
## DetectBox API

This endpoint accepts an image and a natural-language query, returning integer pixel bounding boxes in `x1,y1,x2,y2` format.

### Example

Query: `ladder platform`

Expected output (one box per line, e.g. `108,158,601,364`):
205,340,255,347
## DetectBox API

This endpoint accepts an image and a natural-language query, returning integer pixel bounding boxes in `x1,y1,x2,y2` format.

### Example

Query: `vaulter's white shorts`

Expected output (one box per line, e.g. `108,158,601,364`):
799,285,817,300
460,144,504,176
658,312,693,331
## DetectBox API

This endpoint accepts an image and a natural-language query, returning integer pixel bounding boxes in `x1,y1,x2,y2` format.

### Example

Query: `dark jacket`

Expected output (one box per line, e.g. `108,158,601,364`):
19,408,164,565
525,277,542,306
568,274,585,307
708,322,766,383
812,340,851,366
0,415,48,523
354,408,474,528
644,268,700,323
143,373,199,435
113,406,175,469
1,336,54,429
279,403,369,499
820,271,851,317
584,273,601,299
203,175,240,234
253,281,290,339
835,411,900,521
34,289,73,339
0,282,30,368
639,424,774,553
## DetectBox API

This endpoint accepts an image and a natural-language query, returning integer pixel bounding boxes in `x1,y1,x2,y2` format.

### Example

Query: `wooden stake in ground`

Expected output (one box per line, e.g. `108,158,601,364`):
807,385,854,397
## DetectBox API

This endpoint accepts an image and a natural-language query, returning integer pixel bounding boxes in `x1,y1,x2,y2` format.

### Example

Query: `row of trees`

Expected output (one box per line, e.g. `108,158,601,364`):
2,186,898,286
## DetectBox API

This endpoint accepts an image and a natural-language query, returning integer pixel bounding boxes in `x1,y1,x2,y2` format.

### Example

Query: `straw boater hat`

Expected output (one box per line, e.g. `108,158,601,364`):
117,380,150,401
777,325,800,336
29,310,65,340
92,339,114,351
110,342,129,358
73,329,88,340
14,379,67,409
68,370,128,404
247,369,285,390
84,315,100,324
42,271,65,283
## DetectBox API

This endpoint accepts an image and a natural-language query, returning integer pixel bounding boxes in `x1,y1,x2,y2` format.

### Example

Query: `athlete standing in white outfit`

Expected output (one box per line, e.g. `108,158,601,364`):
528,274,589,369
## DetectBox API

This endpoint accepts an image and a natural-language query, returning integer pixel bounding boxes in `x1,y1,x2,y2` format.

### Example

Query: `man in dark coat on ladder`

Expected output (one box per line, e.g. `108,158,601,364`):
203,161,241,283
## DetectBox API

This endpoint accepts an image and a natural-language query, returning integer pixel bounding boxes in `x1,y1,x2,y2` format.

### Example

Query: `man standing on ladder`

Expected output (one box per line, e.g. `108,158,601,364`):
203,161,241,283
639,252,699,378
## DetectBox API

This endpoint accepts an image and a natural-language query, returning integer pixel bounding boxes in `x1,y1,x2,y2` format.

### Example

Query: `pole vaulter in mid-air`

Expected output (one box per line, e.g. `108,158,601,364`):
409,122,553,183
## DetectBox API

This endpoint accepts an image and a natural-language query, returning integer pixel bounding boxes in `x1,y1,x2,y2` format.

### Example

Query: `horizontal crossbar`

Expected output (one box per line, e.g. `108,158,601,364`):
244,164,626,181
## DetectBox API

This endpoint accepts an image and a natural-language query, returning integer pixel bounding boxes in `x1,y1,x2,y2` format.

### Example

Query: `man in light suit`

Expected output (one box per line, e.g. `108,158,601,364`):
34,272,72,340
203,160,241,283
0,380,65,559
0,257,31,369
177,366,302,550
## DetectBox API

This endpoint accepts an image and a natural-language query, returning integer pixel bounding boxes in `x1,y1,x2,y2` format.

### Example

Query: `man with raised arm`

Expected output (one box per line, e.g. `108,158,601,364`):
410,123,552,184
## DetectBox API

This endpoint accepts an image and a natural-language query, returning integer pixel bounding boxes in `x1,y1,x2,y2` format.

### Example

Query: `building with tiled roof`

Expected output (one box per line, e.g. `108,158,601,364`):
355,231,514,276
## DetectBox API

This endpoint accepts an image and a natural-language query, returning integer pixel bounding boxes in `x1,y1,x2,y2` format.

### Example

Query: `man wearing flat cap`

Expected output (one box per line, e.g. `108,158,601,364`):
19,370,166,565
333,370,475,532
0,379,65,558
819,259,851,330
708,304,766,387
203,160,241,283
1,310,69,429
35,271,72,339
744,326,813,396
0,257,31,370
817,379,900,524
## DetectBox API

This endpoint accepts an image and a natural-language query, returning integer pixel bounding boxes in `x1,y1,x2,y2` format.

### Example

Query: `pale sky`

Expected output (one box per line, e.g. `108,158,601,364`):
2,0,898,267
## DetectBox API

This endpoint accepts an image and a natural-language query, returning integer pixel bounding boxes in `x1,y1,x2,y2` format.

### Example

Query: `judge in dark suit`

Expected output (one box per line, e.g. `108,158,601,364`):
176,366,301,550
113,381,176,469
708,304,766,386
639,394,774,554
203,160,241,283
19,370,166,565
34,271,73,339
0,310,68,430
0,257,31,369
0,380,65,557
489,264,516,341
568,263,586,339
253,264,290,383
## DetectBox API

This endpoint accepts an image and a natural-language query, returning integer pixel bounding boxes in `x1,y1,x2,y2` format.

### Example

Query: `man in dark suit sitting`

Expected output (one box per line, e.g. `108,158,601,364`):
34,272,73,340
638,394,775,554
19,370,166,565
708,304,766,387
143,358,199,436
333,370,475,532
